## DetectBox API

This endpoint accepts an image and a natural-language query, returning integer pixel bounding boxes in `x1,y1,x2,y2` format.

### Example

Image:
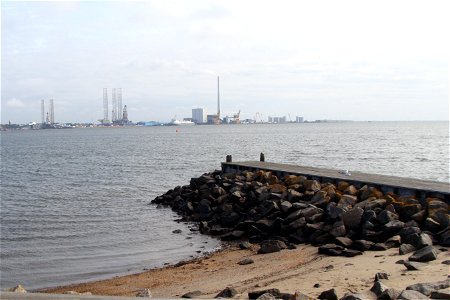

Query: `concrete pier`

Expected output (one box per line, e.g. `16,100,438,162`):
222,161,450,203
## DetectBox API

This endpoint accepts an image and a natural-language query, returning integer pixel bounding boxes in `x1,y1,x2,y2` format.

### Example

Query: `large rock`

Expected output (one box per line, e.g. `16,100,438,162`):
318,288,338,300
342,207,364,230
400,227,421,244
337,181,350,192
356,199,387,211
182,291,202,298
256,293,276,300
339,293,369,300
336,236,353,248
397,290,427,299
337,195,357,209
318,244,344,256
285,209,303,223
410,233,433,249
406,280,450,297
330,221,347,238
326,203,346,220
269,184,287,194
440,227,450,246
284,175,305,186
343,185,358,196
342,249,363,257
374,272,389,281
403,261,426,271
378,288,401,300
215,287,238,298
351,240,374,251
370,281,388,297
377,210,399,225
335,237,353,247
258,240,287,254
399,244,416,255
360,186,383,201
430,289,450,299
289,217,306,230
408,245,439,262
287,189,303,202
249,289,281,299
280,201,293,213
427,198,450,230
303,180,321,192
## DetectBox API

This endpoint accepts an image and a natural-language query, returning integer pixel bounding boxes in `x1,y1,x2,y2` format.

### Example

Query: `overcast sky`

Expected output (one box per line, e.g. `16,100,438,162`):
1,0,449,123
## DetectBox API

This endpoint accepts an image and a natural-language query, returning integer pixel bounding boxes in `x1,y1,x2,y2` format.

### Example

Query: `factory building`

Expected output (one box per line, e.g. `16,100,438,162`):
296,116,304,123
268,116,287,124
192,108,207,124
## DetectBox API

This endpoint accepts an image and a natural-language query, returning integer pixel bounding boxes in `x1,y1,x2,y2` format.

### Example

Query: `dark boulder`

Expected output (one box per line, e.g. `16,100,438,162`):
399,244,416,255
330,221,347,238
215,287,238,298
248,289,281,299
377,210,399,225
351,240,374,251
408,245,439,262
257,240,287,254
342,249,363,257
403,261,426,271
339,293,368,300
378,288,401,300
406,280,450,297
374,272,389,281
326,203,346,220
342,207,364,230
370,281,388,297
335,236,353,248
397,290,427,300
318,288,338,300
182,291,202,298
318,244,344,256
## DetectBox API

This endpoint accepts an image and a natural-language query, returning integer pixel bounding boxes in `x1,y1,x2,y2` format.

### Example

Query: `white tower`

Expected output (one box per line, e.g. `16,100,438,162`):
103,88,109,122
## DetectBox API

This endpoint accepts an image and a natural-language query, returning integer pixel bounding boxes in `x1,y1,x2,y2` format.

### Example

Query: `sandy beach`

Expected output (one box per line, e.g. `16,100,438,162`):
42,243,450,299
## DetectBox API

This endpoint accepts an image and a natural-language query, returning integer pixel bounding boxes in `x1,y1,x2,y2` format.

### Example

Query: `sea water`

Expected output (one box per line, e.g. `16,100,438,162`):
1,122,448,289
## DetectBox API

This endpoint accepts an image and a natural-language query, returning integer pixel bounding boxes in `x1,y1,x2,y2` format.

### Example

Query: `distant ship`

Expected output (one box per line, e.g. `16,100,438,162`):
170,117,195,126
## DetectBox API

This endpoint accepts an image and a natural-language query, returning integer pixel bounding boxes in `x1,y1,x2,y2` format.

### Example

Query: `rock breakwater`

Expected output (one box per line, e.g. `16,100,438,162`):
152,169,449,257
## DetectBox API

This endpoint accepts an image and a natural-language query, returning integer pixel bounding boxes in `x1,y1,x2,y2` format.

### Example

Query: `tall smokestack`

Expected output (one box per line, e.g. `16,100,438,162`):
217,76,220,118
49,99,54,124
41,99,45,124
103,88,108,122
117,88,122,121
112,88,117,121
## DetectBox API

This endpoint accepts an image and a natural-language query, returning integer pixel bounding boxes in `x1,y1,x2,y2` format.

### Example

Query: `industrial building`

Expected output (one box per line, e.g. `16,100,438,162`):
41,99,55,125
268,116,287,124
100,88,129,125
192,108,207,124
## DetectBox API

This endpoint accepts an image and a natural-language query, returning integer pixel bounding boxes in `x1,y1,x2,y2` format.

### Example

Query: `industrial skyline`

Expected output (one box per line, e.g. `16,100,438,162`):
2,2,449,124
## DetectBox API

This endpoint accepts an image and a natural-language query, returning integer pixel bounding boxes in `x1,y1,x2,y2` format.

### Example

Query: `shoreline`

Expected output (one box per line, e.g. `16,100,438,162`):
40,243,449,299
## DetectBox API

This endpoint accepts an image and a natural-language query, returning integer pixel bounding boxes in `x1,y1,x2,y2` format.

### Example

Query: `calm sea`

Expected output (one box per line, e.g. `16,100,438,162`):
1,122,448,290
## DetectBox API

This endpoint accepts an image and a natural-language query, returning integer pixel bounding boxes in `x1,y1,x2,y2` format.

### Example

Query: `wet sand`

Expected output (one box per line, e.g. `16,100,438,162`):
42,244,450,299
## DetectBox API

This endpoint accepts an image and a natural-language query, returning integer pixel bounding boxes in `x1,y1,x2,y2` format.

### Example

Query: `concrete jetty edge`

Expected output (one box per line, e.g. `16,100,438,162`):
221,161,450,203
